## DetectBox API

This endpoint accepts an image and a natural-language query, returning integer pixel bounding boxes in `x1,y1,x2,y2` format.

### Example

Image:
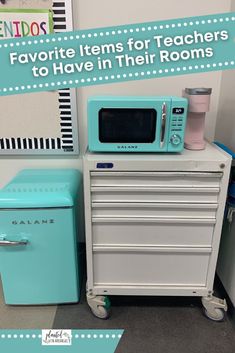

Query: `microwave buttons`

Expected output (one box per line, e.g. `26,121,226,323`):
170,134,182,146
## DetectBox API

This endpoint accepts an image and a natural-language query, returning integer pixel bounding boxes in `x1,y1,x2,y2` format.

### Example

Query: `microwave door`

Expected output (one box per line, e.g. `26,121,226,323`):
160,102,167,148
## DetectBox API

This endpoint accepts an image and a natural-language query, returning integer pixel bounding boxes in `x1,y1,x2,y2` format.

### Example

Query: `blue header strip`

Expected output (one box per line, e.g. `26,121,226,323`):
0,12,235,95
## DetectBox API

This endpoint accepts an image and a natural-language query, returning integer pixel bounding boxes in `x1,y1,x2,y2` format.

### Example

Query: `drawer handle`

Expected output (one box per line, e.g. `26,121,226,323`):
92,217,216,224
93,245,212,254
92,202,218,210
91,172,223,178
91,186,220,193
0,239,28,246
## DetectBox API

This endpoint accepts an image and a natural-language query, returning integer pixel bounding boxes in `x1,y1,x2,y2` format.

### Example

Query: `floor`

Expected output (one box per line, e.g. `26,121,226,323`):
1,279,235,353
0,281,56,329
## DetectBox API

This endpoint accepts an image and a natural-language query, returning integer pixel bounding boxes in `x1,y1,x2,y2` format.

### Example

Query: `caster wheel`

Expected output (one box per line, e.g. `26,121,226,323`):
203,307,225,322
91,305,111,319
90,296,111,319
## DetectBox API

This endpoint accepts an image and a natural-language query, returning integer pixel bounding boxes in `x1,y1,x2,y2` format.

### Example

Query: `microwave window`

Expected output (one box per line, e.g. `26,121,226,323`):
99,108,157,143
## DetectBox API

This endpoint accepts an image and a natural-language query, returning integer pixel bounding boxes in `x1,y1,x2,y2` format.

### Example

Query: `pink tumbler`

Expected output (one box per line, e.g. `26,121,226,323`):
183,88,212,150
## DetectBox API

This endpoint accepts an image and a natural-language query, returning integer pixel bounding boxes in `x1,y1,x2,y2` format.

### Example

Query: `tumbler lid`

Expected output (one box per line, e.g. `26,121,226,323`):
185,88,212,95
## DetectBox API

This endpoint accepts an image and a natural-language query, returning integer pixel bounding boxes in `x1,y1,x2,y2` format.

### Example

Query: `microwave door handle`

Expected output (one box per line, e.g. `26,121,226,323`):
160,102,167,148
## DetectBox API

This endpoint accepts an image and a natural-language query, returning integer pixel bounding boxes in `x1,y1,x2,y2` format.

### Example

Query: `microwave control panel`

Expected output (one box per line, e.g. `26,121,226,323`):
167,103,187,152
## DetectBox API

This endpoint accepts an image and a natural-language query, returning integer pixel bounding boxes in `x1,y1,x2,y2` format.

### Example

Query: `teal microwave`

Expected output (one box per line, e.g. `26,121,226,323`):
88,96,188,152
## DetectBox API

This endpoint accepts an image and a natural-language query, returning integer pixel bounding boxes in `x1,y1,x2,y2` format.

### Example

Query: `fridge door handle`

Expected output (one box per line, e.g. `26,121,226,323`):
0,239,28,246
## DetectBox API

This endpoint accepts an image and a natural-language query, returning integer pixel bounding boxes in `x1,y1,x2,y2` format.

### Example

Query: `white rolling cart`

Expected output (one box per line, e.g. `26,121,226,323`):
83,143,231,320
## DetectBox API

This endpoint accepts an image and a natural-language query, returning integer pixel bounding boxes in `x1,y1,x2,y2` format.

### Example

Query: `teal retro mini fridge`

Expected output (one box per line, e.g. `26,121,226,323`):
0,169,82,305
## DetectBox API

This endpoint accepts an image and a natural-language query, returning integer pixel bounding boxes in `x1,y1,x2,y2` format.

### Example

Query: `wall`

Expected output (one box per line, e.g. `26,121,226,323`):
0,0,81,189
215,0,235,152
0,1,62,142
74,0,232,155
0,0,232,189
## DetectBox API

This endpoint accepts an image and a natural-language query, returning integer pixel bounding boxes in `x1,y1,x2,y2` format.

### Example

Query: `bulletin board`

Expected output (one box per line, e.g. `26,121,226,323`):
0,0,79,155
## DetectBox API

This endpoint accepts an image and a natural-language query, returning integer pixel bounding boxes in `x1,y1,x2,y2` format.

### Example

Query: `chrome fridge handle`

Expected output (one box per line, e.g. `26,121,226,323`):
0,239,28,246
160,102,167,148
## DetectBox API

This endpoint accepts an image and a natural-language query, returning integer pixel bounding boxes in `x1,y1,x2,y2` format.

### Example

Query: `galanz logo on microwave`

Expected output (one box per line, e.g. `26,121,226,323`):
12,219,55,225
117,145,138,149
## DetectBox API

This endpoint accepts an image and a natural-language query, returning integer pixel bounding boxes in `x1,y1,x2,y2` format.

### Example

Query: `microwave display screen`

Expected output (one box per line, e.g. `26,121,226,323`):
99,108,157,143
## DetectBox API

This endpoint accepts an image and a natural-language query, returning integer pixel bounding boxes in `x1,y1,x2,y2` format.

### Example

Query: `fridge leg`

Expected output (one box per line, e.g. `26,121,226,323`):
201,295,227,321
86,290,111,319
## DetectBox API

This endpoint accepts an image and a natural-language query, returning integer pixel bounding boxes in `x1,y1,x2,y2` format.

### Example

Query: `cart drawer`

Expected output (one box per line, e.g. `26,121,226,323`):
92,202,218,218
91,186,219,203
91,171,222,188
93,247,211,286
92,218,215,247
